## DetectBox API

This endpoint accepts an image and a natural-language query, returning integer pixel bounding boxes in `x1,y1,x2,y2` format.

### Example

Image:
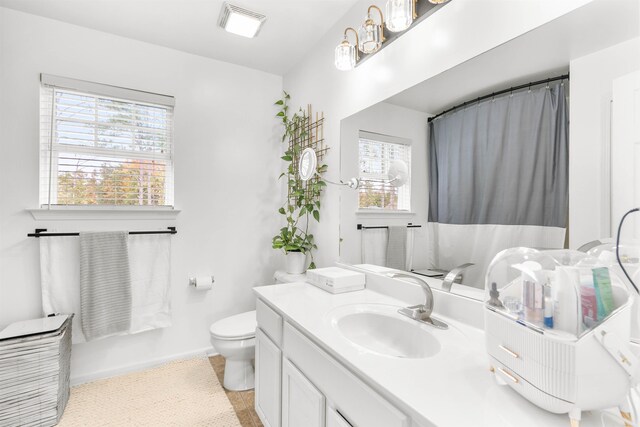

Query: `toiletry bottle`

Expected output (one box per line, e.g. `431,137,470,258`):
518,261,544,326
544,282,554,328
488,282,505,309
523,273,544,326
592,267,615,319
580,271,598,328
553,266,579,336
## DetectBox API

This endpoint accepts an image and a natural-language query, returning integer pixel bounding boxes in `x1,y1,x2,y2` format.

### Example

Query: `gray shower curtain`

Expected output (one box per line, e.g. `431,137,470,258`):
427,81,569,287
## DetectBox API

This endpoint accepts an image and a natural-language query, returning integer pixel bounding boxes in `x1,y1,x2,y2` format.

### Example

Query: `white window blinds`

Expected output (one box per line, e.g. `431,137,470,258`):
358,131,411,211
39,75,174,208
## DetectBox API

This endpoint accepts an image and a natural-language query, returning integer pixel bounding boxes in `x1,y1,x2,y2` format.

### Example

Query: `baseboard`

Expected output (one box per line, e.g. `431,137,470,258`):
70,346,218,386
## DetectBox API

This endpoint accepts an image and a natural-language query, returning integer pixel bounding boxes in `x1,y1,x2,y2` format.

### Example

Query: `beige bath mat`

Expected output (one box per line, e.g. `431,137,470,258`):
58,358,241,426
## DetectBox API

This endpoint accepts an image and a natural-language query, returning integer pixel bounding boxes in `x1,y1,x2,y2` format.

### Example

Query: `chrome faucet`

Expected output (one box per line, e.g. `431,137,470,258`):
442,263,475,292
387,272,448,329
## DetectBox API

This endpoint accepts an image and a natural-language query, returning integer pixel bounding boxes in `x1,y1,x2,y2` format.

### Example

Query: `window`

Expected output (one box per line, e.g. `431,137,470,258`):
358,131,411,211
39,74,174,208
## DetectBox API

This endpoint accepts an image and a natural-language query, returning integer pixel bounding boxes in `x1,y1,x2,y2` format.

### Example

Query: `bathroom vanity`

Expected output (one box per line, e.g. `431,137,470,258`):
253,271,622,427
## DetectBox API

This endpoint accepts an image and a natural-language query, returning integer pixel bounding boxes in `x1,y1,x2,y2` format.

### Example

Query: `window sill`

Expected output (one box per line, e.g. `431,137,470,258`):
27,208,181,221
355,210,416,219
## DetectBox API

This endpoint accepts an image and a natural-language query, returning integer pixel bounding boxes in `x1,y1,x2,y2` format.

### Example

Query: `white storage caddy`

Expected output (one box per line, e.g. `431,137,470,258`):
306,267,365,294
484,248,636,427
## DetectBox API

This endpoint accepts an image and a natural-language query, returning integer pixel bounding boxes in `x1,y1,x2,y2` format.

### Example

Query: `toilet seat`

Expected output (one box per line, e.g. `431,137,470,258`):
210,310,256,341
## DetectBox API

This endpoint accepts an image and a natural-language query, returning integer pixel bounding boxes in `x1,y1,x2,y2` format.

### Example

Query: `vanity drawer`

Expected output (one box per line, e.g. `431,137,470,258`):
485,310,575,369
485,311,575,402
283,322,408,427
257,298,283,346
486,332,575,402
491,357,573,414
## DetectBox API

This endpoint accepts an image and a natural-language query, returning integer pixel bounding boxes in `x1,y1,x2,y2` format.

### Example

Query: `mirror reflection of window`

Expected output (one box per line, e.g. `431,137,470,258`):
357,131,411,211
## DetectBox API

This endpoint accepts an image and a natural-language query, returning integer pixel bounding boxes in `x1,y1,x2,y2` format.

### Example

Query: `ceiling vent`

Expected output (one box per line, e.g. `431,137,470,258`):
218,3,266,38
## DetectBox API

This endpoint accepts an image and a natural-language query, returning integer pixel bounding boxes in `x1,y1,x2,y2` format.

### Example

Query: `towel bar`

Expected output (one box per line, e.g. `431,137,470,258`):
356,223,421,230
27,227,177,237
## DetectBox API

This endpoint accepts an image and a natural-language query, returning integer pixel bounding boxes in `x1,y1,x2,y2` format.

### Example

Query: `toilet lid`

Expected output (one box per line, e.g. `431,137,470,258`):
210,310,256,340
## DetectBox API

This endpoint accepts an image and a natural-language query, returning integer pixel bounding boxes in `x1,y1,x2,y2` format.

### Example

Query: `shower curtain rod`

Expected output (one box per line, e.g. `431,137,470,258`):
427,73,569,123
27,227,177,238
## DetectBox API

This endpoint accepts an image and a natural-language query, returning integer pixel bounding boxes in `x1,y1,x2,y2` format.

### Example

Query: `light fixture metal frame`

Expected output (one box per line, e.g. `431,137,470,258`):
335,27,361,71
367,4,386,43
344,27,360,62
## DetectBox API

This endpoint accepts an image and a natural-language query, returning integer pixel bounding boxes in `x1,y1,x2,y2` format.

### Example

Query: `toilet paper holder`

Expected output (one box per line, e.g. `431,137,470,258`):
189,276,215,287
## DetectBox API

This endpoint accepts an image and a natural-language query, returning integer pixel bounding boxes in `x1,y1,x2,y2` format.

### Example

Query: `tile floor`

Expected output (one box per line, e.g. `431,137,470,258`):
209,355,263,427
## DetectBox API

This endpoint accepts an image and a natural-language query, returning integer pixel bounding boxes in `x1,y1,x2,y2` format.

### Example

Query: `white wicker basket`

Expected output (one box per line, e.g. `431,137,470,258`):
0,315,73,427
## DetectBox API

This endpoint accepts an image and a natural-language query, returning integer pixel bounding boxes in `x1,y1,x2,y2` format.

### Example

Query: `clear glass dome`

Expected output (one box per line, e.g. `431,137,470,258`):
385,0,413,32
335,41,356,71
585,240,640,267
485,247,632,339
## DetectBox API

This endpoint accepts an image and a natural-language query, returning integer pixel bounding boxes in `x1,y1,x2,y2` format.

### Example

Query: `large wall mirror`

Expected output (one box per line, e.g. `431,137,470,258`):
338,2,639,300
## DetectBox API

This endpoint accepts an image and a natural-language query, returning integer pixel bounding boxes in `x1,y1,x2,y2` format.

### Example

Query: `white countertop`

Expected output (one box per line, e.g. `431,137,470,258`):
254,282,622,427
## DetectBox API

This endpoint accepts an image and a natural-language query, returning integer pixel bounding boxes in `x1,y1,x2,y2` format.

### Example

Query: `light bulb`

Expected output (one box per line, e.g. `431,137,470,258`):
335,40,356,71
385,0,412,32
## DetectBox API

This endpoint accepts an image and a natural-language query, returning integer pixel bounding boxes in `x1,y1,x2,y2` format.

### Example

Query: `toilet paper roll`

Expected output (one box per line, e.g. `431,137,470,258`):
192,276,213,290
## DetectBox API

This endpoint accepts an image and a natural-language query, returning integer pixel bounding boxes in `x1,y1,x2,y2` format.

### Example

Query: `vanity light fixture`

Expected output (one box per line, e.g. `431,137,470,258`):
385,0,416,33
335,27,360,71
358,5,385,54
218,2,266,38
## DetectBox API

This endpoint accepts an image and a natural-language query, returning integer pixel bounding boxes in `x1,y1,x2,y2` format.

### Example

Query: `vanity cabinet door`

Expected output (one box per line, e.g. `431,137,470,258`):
326,407,354,427
282,358,325,427
256,328,282,427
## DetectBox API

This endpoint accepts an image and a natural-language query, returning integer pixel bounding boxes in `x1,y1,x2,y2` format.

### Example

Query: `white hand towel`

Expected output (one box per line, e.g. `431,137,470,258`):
39,237,86,343
128,234,172,333
361,228,388,266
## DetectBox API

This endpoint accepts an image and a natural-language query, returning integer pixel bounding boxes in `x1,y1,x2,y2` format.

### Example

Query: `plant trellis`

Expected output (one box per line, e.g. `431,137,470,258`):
272,93,328,269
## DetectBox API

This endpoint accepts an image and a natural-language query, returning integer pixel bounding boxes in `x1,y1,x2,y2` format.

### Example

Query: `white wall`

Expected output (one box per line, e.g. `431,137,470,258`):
569,37,640,248
283,0,594,268
339,102,430,268
0,8,283,382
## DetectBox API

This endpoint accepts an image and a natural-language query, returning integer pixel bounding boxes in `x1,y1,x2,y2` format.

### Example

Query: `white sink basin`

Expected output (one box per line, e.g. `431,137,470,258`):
327,304,442,359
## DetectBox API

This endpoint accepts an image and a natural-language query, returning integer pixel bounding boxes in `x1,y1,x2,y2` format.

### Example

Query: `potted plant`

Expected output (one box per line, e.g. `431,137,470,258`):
272,92,327,274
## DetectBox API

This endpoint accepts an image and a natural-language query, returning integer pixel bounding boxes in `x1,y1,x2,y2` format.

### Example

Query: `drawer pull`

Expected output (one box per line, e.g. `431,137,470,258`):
497,367,519,384
499,344,520,359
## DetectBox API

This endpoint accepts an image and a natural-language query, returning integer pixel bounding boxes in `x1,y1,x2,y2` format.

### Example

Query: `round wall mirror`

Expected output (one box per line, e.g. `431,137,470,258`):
299,148,318,181
387,159,409,187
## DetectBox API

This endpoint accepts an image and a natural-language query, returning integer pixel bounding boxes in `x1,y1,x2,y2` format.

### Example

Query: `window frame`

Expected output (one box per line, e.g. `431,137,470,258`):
357,130,412,213
38,74,175,212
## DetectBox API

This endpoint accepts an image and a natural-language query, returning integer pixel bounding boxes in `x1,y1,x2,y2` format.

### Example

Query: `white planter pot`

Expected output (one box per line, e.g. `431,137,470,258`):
285,252,307,274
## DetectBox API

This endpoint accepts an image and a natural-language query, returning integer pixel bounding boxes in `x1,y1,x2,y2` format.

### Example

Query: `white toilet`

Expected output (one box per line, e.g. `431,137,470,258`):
209,310,257,391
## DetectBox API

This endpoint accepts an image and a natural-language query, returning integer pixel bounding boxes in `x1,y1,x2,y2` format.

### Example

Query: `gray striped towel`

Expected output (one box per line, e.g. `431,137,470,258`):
79,231,132,341
386,226,407,270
